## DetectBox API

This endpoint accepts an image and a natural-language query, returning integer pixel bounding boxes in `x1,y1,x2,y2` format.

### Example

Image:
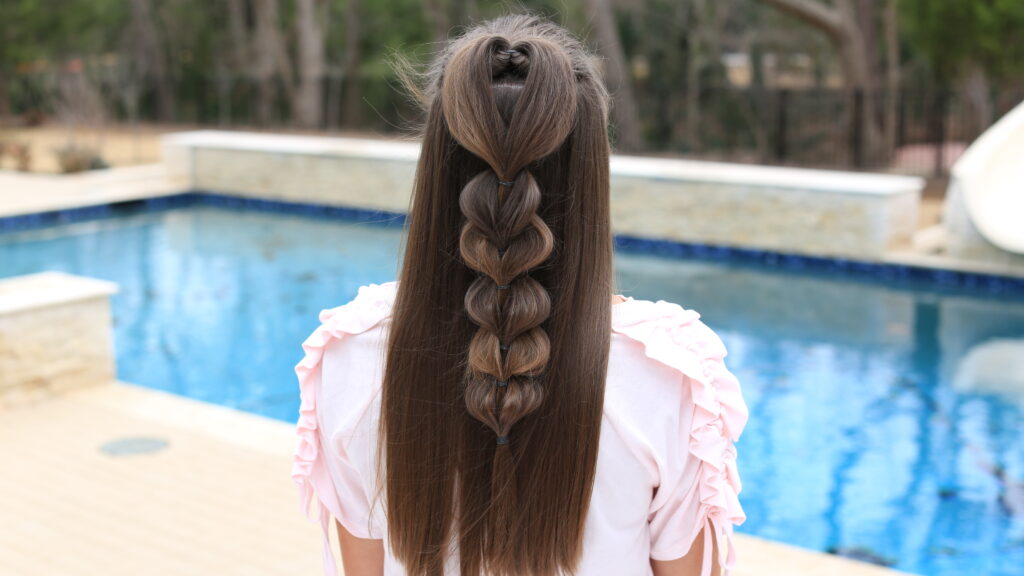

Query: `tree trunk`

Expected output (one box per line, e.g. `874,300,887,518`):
962,63,993,138
423,0,449,43
224,0,251,124
0,72,9,119
684,36,702,150
834,0,882,157
856,0,878,86
584,0,643,151
839,3,880,154
294,0,327,128
676,0,733,151
754,0,883,163
128,0,175,121
341,0,363,128
226,0,250,70
252,0,286,125
883,0,900,156
682,0,703,151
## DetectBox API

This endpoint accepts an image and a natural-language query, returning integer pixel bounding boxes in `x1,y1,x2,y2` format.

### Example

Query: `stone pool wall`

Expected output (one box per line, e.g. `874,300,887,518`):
164,130,924,261
0,272,118,406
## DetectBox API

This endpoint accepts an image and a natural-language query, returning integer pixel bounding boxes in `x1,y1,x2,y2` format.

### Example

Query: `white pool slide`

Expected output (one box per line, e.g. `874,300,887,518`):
948,99,1024,255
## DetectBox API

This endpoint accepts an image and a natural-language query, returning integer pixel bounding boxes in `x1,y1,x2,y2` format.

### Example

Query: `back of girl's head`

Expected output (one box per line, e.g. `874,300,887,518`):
379,13,614,576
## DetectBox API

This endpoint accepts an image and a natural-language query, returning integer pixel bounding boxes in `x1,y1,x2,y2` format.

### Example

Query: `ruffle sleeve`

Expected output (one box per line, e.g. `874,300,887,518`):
292,281,398,576
613,299,749,576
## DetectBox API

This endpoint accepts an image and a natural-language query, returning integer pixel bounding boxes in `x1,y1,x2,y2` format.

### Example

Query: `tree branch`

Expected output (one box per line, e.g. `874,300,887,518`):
754,0,844,38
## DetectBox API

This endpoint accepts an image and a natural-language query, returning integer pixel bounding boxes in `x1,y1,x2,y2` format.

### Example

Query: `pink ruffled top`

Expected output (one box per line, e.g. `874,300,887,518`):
293,280,748,576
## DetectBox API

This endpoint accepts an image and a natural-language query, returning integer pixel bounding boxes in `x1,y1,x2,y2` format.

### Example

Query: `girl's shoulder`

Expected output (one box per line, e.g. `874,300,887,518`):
611,295,726,365
315,280,399,335
609,295,748,442
292,281,398,531
608,296,748,571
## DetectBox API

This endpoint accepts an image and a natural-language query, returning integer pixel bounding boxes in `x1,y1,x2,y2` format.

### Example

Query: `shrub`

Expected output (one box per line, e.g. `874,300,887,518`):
0,141,33,172
53,144,108,173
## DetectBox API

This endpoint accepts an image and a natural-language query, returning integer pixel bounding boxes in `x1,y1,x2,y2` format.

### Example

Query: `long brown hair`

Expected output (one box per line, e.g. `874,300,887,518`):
377,13,613,575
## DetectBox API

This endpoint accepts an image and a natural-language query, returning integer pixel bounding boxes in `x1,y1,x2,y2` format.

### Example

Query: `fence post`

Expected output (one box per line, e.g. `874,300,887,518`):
932,90,946,177
217,70,231,126
896,88,905,148
325,72,340,132
775,89,788,163
851,89,864,169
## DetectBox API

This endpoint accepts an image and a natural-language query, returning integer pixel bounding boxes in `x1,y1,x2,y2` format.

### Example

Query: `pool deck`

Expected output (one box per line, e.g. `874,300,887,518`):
0,381,910,576
0,164,181,218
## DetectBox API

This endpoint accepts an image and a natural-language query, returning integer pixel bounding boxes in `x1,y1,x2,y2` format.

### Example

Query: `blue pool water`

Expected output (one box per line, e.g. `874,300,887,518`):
1,201,1023,576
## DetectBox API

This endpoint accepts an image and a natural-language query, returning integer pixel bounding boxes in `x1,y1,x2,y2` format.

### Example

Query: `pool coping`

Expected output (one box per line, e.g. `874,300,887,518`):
0,271,118,316
2,190,1023,293
163,130,924,196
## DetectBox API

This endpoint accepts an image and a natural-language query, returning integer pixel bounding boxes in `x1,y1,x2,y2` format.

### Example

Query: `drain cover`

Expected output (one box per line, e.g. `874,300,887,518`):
99,437,169,456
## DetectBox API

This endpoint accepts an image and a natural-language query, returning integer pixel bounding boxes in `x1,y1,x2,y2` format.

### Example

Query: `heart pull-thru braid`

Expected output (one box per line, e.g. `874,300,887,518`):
443,35,576,447
460,169,554,438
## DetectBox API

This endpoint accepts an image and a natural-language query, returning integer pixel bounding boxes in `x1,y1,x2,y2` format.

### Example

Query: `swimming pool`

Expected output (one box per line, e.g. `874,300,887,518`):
1,199,1022,576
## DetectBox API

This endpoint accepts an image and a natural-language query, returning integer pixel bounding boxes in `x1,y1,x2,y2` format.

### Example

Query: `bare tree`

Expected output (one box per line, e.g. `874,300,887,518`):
584,0,643,151
681,0,733,150
294,0,328,128
250,0,301,126
252,0,284,124
115,46,144,160
237,0,327,128
341,0,363,127
753,0,883,157
856,0,878,90
220,0,253,126
423,0,450,44
55,70,106,128
226,0,251,71
0,74,8,119
883,0,900,154
127,0,175,121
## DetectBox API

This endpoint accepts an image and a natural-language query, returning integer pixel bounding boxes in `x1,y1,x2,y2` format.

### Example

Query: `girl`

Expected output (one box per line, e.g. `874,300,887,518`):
293,13,748,576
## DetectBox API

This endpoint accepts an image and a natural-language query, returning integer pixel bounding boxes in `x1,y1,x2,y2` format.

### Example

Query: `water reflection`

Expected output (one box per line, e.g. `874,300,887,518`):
617,253,1024,576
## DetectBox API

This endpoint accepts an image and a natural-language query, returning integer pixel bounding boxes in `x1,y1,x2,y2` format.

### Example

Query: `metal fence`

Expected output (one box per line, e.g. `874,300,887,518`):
4,69,1023,177
634,83,1024,177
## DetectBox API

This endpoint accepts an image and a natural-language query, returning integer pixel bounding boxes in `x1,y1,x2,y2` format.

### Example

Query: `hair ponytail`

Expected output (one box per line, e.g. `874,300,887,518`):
379,14,613,576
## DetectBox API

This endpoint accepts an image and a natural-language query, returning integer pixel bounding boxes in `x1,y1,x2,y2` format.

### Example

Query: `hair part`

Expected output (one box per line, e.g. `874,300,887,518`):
378,12,614,576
